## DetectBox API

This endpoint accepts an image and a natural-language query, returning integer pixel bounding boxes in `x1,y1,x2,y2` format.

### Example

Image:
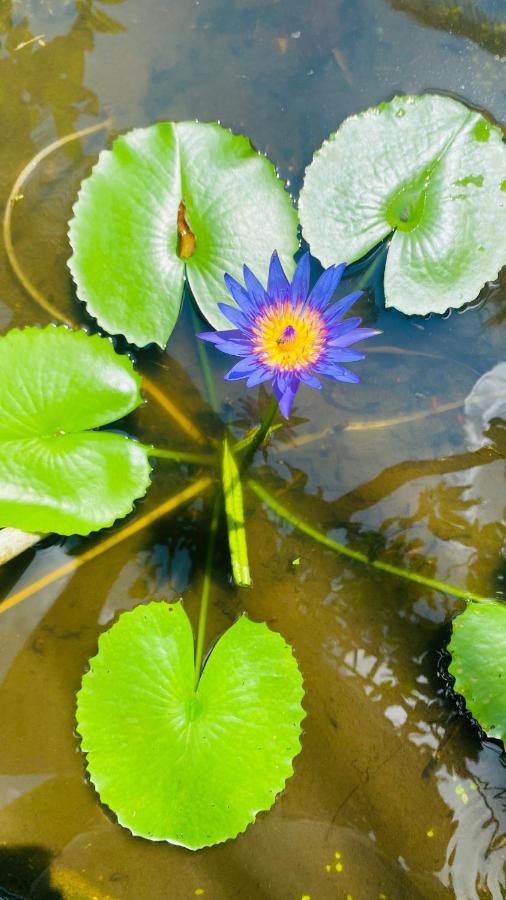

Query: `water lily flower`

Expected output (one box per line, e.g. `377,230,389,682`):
198,251,380,418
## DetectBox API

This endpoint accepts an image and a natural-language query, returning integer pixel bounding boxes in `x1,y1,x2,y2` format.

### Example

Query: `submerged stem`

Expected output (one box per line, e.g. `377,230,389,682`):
194,493,221,687
0,477,212,616
191,307,220,414
248,479,494,604
146,445,217,466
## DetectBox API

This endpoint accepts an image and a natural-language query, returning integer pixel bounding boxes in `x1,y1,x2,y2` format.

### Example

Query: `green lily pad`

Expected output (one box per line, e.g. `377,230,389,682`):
448,601,506,743
76,601,305,848
0,326,151,535
299,94,506,316
68,121,299,347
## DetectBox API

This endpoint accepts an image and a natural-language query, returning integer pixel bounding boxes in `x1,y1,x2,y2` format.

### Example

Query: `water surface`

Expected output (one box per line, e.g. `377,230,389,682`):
1,1,506,897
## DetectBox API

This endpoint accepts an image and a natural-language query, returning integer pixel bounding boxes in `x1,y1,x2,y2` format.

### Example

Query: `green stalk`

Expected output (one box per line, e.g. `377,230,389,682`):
248,479,493,604
191,307,219,413
237,396,279,467
145,445,217,466
194,493,221,688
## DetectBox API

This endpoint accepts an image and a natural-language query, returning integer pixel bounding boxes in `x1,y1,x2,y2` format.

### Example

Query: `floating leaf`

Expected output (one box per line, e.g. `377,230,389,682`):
222,438,250,587
69,122,299,347
0,326,151,535
300,94,506,315
76,601,305,848
448,601,506,743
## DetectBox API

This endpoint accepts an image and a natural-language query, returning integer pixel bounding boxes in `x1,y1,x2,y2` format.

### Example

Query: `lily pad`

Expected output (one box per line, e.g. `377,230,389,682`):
448,601,506,743
68,121,299,347
299,94,506,316
76,601,305,848
0,326,151,535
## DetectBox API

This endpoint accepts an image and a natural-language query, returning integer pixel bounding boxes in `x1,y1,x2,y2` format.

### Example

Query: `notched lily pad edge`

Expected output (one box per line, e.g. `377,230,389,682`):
445,601,506,747
76,599,306,849
67,119,300,350
299,92,506,317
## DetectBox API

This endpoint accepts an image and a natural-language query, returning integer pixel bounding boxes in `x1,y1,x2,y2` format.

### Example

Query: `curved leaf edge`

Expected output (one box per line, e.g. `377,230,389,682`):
299,93,506,317
0,324,152,537
67,120,300,349
447,600,506,745
76,599,306,849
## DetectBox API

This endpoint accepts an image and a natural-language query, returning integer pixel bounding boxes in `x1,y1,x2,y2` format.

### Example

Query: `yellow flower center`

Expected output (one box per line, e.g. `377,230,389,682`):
252,301,326,371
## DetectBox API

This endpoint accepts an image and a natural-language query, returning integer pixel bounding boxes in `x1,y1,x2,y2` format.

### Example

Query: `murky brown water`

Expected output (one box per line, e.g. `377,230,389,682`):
1,0,506,897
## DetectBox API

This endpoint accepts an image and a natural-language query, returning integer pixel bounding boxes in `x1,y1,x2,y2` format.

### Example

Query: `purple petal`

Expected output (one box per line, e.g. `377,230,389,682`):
224,356,260,381
217,303,251,331
246,366,273,387
315,361,361,383
268,251,291,301
329,327,381,348
290,252,310,306
299,370,322,389
224,274,256,317
324,291,363,324
211,340,252,357
325,348,366,363
198,329,243,345
278,376,300,418
243,265,268,308
307,263,347,310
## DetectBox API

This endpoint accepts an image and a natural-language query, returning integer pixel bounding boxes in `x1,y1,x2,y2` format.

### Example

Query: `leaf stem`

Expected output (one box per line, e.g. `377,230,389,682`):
194,493,222,687
248,479,494,604
145,445,217,466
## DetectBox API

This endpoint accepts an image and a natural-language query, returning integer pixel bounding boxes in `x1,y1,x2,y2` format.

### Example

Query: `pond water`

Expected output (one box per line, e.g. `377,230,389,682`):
1,0,506,897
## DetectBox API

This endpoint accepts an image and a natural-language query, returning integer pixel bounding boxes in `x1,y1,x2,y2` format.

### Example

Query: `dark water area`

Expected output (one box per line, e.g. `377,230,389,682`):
1,0,506,897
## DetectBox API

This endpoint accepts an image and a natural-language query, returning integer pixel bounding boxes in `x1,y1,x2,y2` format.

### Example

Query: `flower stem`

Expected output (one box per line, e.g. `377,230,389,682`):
194,493,222,687
144,445,217,466
248,479,494,604
236,396,279,466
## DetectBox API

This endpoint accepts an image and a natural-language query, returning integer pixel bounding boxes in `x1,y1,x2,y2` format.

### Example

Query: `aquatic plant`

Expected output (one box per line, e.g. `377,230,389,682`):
76,601,305,848
448,601,506,745
300,94,506,316
1,96,505,851
68,121,298,347
198,251,379,418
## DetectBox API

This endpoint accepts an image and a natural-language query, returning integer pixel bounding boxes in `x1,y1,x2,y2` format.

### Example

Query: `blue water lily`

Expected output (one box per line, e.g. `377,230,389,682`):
198,252,380,418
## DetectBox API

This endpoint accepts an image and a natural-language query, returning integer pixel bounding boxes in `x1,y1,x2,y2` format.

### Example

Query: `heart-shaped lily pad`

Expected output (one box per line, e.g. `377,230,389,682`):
76,601,305,848
0,326,151,535
448,601,506,743
300,94,506,315
68,121,299,347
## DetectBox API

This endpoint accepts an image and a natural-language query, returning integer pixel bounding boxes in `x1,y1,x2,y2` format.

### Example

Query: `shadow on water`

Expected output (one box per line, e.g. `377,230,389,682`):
387,0,506,58
0,845,61,899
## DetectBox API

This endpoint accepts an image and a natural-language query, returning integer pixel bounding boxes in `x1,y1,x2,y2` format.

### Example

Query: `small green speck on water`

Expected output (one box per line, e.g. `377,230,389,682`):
500,180,506,192
426,828,435,838
291,557,301,567
472,119,491,142
195,890,205,896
